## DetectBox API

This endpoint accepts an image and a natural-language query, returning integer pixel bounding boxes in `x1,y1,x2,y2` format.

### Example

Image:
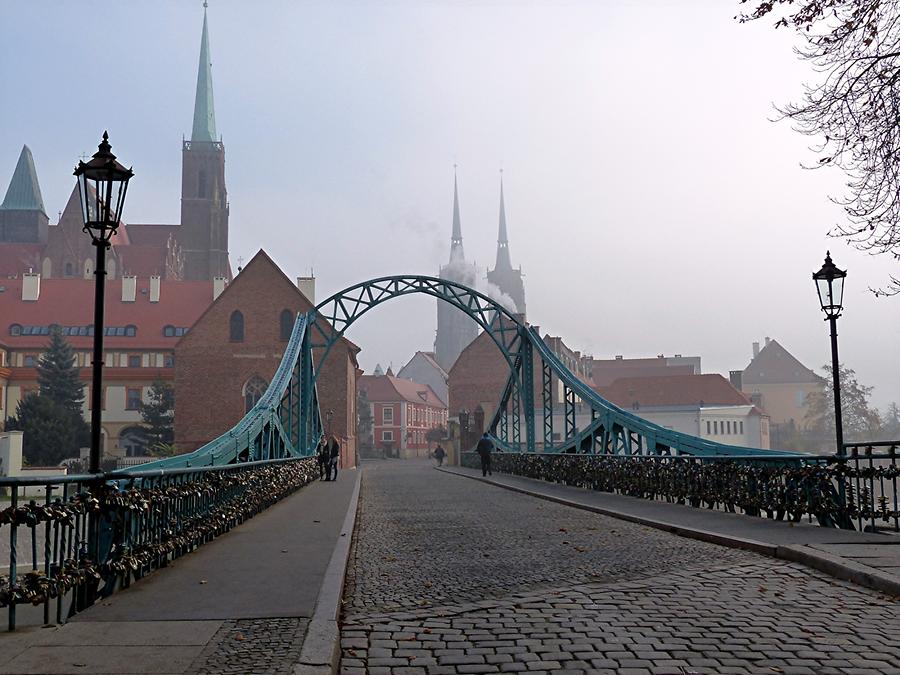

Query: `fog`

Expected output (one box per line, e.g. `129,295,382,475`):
2,0,898,407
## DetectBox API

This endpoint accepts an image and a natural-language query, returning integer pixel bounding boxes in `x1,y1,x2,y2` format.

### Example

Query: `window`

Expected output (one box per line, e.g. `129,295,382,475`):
229,311,244,342
726,421,732,435
126,387,143,410
244,376,268,413
125,325,137,337
706,421,711,435
23,354,36,367
164,354,175,368
280,309,293,341
198,170,208,198
9,324,21,336
383,406,394,424
128,354,141,368
382,430,394,442
739,421,744,434
713,421,718,435
64,262,74,277
163,325,175,337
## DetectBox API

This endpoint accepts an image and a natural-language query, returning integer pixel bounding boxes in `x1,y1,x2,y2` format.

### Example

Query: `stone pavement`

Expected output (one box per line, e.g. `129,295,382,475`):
441,465,900,593
340,460,900,674
0,468,359,675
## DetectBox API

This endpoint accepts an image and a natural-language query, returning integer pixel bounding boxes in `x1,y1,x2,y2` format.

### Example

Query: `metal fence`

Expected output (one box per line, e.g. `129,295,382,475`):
463,447,900,533
0,456,318,631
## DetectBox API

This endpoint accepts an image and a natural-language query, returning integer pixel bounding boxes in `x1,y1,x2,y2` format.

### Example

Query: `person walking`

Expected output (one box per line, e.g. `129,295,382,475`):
433,444,446,467
476,433,493,477
316,437,328,480
327,435,341,481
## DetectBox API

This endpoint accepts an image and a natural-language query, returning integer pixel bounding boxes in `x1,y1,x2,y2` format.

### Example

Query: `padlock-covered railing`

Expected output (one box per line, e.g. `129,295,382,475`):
0,457,318,631
462,450,900,532
842,441,900,531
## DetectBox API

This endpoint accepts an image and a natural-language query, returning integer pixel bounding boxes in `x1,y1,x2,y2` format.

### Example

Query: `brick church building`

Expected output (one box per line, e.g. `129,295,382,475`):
175,251,360,466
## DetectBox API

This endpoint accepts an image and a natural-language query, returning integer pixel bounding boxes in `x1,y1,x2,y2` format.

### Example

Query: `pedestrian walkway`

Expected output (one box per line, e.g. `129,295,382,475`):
0,468,360,675
440,465,900,595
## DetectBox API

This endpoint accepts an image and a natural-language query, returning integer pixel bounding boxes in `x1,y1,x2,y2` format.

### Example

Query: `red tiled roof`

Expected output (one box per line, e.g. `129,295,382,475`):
359,374,445,408
0,244,43,276
598,374,752,408
125,224,180,247
0,277,213,349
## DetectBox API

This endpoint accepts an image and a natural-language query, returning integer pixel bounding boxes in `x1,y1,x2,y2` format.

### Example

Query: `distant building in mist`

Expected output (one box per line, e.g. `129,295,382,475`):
731,337,821,440
434,172,479,370
486,175,526,317
598,373,770,450
434,172,527,371
398,351,448,405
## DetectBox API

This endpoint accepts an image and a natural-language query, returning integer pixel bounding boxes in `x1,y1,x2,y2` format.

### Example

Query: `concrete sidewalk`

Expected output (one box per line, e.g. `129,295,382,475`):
440,465,900,596
0,468,360,675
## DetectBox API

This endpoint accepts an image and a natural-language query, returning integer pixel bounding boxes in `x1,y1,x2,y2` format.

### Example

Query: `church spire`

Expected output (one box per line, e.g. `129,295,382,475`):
191,3,217,143
450,166,464,262
494,171,511,271
1,145,45,215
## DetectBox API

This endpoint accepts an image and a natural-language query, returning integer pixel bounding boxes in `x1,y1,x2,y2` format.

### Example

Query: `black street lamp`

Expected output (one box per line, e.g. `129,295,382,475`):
813,251,847,458
74,132,133,473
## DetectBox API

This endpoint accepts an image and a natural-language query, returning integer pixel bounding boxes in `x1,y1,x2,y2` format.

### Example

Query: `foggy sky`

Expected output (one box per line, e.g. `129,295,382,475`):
2,0,898,409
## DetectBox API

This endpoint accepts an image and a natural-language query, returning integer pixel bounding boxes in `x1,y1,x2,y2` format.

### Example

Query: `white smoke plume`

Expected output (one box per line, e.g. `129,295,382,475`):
442,247,517,314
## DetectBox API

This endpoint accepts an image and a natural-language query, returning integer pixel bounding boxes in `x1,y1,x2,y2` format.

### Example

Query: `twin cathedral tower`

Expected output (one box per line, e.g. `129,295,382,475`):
434,172,527,370
0,5,526,368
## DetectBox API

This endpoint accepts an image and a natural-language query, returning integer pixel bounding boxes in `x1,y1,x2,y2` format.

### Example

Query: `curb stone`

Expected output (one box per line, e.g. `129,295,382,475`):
440,467,900,598
293,468,362,675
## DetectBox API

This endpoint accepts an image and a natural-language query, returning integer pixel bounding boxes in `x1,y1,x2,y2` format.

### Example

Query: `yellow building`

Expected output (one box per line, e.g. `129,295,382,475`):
737,338,822,430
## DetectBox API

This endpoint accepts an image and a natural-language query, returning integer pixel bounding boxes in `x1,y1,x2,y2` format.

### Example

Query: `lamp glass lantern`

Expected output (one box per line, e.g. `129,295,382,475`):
813,251,847,319
73,131,134,243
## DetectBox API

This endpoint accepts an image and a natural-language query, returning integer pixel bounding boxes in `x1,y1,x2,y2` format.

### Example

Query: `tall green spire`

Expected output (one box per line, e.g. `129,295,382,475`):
1,145,45,214
191,4,217,143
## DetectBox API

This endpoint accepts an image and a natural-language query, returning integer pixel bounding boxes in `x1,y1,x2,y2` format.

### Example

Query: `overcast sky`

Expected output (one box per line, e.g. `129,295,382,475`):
2,0,898,409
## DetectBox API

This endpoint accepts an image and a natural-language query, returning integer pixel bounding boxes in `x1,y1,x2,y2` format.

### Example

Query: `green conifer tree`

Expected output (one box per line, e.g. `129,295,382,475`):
138,379,175,452
37,325,85,416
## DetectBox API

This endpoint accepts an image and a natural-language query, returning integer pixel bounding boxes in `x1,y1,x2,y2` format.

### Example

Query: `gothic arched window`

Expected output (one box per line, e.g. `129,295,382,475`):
229,310,244,342
198,170,208,199
244,375,268,413
279,309,293,341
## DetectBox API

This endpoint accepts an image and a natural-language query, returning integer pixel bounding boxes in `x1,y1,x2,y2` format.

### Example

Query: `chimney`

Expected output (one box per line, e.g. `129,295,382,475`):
297,276,316,304
752,341,760,359
213,276,227,301
765,336,771,346
21,272,40,301
121,275,137,302
149,275,160,303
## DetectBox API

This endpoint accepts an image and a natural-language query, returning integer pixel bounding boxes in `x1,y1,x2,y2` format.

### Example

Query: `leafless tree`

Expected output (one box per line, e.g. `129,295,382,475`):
739,0,900,294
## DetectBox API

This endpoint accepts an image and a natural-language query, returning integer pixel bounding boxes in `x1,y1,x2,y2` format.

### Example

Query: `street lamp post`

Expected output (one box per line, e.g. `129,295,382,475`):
813,251,847,459
74,132,133,473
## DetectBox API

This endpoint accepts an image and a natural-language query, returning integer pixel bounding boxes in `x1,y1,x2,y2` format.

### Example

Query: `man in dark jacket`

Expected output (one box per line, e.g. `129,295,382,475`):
327,436,341,481
475,433,493,477
433,444,446,467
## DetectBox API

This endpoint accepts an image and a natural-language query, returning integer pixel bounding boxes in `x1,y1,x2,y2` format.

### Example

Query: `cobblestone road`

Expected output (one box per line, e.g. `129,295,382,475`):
340,460,900,674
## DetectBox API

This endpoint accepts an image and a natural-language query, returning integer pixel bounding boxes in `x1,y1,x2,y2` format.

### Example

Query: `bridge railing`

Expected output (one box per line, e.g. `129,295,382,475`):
842,441,900,532
462,449,900,532
0,456,319,631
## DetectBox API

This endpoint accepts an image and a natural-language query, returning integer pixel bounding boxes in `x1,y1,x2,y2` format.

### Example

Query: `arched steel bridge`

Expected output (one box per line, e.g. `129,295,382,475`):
5,275,892,631
134,275,802,471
